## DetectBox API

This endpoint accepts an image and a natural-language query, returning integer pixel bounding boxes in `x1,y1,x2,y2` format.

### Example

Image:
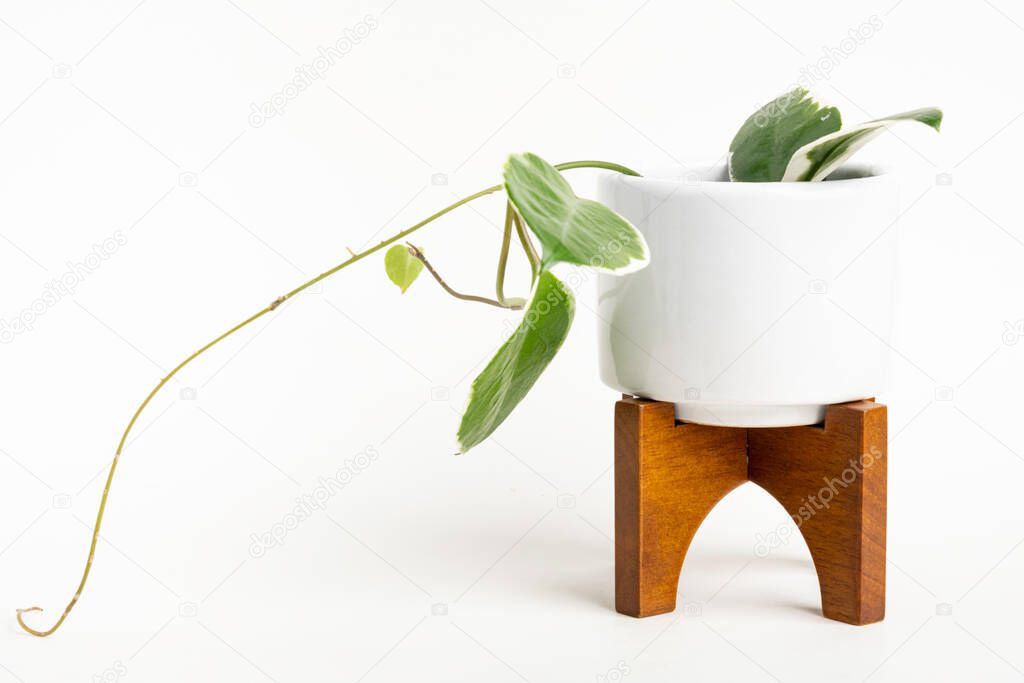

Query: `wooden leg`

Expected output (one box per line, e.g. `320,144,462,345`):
747,400,887,625
614,398,747,617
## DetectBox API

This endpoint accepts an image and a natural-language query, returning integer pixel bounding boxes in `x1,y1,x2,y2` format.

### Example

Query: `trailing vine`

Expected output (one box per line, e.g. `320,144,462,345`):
16,158,642,637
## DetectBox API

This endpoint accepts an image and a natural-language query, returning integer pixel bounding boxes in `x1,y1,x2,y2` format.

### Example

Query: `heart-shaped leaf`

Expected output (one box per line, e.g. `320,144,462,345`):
384,244,423,293
456,271,574,453
782,107,943,181
503,153,648,274
728,88,841,182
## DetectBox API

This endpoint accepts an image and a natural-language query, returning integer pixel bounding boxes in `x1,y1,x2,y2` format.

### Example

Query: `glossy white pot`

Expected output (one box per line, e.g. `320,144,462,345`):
596,163,900,427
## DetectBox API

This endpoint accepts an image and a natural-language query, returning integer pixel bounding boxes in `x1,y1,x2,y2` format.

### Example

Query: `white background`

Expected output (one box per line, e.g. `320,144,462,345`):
0,1,1021,681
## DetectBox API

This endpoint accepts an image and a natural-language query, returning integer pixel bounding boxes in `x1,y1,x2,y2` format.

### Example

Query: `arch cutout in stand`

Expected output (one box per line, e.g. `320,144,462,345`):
614,397,886,625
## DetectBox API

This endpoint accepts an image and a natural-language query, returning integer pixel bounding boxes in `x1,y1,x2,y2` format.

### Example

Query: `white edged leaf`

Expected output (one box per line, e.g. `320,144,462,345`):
728,87,841,182
783,107,943,181
456,271,574,453
503,152,648,274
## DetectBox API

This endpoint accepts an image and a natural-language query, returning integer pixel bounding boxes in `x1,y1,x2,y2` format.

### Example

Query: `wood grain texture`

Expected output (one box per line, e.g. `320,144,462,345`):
748,400,887,625
614,398,747,617
614,398,887,625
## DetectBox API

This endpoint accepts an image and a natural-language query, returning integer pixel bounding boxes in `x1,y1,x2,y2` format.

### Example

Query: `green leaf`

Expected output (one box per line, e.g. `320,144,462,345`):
456,271,574,453
503,153,648,274
783,107,943,181
728,87,841,182
384,244,423,293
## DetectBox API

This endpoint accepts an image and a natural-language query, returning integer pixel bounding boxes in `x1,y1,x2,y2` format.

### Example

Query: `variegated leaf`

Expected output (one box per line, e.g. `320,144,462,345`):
503,152,649,274
783,107,943,181
728,88,841,182
456,271,574,453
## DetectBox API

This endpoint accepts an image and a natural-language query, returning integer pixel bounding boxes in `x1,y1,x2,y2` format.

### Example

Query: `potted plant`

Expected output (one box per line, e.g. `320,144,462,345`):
16,87,940,637
597,88,940,425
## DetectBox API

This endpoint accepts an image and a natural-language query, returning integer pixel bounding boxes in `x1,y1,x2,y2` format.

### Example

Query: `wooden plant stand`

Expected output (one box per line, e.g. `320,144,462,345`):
614,396,887,625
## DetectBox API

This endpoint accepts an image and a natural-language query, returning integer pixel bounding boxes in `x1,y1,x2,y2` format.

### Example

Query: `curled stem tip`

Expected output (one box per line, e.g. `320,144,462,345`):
16,607,52,638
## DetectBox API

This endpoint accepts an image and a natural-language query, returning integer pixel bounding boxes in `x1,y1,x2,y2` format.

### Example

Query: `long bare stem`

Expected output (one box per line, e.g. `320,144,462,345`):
15,160,638,637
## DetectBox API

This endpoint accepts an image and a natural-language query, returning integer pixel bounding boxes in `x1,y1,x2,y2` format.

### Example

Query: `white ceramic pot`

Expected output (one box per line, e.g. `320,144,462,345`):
596,163,900,427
